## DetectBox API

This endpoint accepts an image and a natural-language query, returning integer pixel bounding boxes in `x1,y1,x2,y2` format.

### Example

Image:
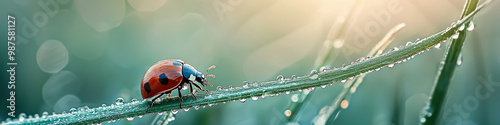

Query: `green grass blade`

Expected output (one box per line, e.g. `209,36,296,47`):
284,0,365,122
421,0,490,124
2,1,491,124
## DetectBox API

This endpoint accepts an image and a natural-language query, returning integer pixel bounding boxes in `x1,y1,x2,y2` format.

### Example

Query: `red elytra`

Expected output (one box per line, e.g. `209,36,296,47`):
140,59,215,113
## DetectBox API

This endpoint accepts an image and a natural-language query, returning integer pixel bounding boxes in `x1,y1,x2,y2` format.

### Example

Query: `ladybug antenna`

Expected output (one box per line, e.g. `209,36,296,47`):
205,65,216,87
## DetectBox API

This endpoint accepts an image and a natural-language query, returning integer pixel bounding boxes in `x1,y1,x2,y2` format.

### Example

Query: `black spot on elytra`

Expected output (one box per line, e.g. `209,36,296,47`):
144,82,151,93
159,73,169,85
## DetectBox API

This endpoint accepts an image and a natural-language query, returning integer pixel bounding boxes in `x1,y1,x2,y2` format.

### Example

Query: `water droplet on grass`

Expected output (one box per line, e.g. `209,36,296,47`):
341,79,347,83
309,70,318,79
19,113,26,121
290,75,297,80
241,81,249,88
388,64,395,68
126,117,135,121
69,108,77,113
321,85,327,88
115,97,124,105
239,98,247,103
42,112,48,118
194,106,200,110
131,98,138,103
434,43,441,49
251,96,259,101
228,85,234,90
458,24,465,31
216,86,222,90
406,42,414,46
172,109,179,114
183,108,190,112
285,91,291,94
457,54,463,66
452,32,460,39
467,21,475,31
276,75,285,83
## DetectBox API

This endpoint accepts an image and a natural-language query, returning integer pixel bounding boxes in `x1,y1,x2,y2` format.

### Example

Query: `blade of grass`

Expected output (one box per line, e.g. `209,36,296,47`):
283,0,365,123
313,23,405,125
2,2,490,124
421,0,490,124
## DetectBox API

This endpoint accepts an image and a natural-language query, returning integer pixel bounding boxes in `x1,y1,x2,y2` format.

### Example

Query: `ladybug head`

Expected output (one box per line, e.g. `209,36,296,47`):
196,65,215,87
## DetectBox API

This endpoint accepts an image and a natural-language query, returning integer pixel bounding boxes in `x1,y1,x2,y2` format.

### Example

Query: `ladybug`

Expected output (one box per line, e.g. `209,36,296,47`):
141,59,215,113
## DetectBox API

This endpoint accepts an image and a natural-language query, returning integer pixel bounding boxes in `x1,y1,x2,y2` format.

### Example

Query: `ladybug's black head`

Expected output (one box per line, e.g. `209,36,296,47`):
196,65,215,87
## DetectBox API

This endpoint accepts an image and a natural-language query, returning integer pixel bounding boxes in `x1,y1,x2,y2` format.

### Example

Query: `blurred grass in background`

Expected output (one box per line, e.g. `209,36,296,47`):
1,0,499,124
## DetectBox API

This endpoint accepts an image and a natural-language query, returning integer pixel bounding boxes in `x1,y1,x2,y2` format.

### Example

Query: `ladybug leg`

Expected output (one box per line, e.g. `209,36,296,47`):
189,82,198,100
146,93,165,113
177,88,183,109
165,91,172,98
191,82,209,92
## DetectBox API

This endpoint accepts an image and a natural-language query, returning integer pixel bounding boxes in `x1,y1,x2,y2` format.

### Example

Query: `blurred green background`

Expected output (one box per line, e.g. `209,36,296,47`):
1,0,499,124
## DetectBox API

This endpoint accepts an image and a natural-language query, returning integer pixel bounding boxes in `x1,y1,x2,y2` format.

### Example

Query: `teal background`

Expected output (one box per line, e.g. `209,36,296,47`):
1,0,500,124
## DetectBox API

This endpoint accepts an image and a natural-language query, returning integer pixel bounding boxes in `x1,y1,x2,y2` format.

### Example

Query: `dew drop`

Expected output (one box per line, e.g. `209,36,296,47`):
34,114,40,119
252,82,259,87
458,24,465,31
131,98,138,103
388,64,395,68
228,85,234,91
42,112,48,118
158,112,164,115
434,43,441,49
285,91,291,95
208,103,215,107
216,86,223,90
452,32,460,39
182,85,188,90
251,96,259,101
172,110,179,114
457,54,463,66
406,42,414,46
19,113,26,121
183,108,190,112
241,81,249,88
239,98,247,103
321,85,327,88
388,47,399,53
69,108,77,114
319,66,328,72
290,75,297,80
375,68,381,71
115,97,123,105
138,115,143,118
79,106,90,111
193,106,200,110
341,79,347,83
126,117,135,121
276,75,285,83
101,104,106,107
467,21,475,31
309,70,318,79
